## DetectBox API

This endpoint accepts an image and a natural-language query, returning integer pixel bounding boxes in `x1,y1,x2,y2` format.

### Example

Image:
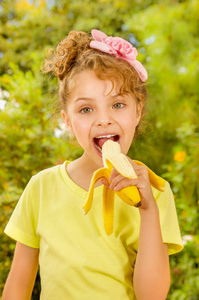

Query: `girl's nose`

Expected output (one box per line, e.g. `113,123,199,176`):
97,120,112,127
96,114,113,127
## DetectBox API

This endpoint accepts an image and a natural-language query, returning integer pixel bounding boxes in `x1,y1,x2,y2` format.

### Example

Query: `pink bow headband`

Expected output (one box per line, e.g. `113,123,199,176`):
90,29,148,82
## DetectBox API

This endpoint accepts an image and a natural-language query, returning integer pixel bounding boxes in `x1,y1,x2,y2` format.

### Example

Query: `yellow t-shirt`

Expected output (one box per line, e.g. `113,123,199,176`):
5,161,183,299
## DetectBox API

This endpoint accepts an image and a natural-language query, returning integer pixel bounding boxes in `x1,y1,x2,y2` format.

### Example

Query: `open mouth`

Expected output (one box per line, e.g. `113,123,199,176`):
93,134,120,154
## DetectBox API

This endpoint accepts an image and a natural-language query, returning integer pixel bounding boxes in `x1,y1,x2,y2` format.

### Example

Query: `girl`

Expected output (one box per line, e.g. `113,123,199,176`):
2,29,183,300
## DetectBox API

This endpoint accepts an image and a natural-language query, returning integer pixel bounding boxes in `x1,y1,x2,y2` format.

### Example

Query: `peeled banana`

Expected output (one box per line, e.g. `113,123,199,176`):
82,140,166,235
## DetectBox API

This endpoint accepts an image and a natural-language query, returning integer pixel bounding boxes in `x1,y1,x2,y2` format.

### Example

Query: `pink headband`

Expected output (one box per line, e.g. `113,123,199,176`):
90,29,148,82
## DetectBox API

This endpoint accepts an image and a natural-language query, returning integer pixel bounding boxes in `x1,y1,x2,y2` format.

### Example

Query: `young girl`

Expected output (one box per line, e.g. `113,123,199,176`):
2,29,183,300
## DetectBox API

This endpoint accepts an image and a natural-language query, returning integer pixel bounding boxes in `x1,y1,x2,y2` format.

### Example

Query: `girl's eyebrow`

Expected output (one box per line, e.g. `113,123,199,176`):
74,97,94,102
111,94,123,98
110,94,127,100
74,94,124,102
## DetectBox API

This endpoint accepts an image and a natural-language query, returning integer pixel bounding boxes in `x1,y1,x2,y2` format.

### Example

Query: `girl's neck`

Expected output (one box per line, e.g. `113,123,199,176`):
66,154,103,191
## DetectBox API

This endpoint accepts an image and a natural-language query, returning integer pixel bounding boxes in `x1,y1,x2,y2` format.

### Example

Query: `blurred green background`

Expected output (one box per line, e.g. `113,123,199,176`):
0,0,198,299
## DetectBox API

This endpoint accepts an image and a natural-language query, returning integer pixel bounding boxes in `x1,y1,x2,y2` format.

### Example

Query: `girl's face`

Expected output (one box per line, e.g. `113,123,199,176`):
62,70,142,169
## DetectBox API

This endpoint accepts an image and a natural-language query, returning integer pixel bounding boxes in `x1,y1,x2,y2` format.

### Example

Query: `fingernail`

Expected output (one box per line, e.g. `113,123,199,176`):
109,184,114,189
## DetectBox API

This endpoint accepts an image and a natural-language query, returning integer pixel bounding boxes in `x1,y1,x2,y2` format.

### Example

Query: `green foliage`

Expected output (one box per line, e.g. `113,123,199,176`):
0,0,198,298
168,239,199,300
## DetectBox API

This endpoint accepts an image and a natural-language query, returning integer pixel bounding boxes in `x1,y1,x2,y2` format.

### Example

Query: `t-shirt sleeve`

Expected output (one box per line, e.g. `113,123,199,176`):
4,177,40,249
155,181,183,255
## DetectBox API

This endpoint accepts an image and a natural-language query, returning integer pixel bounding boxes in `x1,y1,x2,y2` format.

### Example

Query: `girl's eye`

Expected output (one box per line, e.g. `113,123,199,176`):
80,107,93,114
113,103,125,109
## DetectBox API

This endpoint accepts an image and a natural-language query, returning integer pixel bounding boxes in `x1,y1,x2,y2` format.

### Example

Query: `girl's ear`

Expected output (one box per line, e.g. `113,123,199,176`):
61,110,74,134
136,102,143,126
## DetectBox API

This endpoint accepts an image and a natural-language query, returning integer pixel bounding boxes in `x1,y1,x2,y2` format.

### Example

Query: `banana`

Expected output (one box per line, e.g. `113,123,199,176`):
82,140,166,235
102,140,138,180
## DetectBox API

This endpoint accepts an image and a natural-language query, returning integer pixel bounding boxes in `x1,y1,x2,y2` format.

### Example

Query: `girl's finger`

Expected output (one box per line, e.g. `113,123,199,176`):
109,167,120,182
112,178,139,191
101,178,109,188
130,160,147,173
109,174,127,189
110,174,139,190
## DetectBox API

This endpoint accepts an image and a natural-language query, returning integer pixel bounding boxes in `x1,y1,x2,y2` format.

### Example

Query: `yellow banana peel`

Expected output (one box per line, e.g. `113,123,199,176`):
82,140,166,235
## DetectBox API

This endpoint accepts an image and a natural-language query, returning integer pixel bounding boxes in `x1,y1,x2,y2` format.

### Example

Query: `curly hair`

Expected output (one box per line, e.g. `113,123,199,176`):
44,30,148,137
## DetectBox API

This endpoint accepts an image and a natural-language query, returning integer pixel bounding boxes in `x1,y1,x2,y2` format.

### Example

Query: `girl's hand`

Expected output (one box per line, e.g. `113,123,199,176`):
101,158,157,210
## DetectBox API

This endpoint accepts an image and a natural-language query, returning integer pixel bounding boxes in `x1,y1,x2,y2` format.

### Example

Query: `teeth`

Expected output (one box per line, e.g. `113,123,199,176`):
95,144,102,152
94,134,117,152
95,134,115,139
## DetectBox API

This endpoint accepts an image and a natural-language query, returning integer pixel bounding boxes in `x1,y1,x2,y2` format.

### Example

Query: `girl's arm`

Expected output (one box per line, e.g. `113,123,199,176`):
2,242,39,300
104,161,170,300
133,206,170,300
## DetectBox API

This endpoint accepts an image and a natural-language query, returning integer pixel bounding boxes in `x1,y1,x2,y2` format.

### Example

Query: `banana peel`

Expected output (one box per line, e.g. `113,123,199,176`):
82,140,166,235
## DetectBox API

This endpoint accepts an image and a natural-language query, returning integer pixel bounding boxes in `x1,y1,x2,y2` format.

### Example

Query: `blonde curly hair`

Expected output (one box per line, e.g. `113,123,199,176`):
44,30,148,136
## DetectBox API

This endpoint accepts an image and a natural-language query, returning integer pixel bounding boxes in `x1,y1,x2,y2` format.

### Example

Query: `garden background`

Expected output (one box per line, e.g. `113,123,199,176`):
0,0,198,299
